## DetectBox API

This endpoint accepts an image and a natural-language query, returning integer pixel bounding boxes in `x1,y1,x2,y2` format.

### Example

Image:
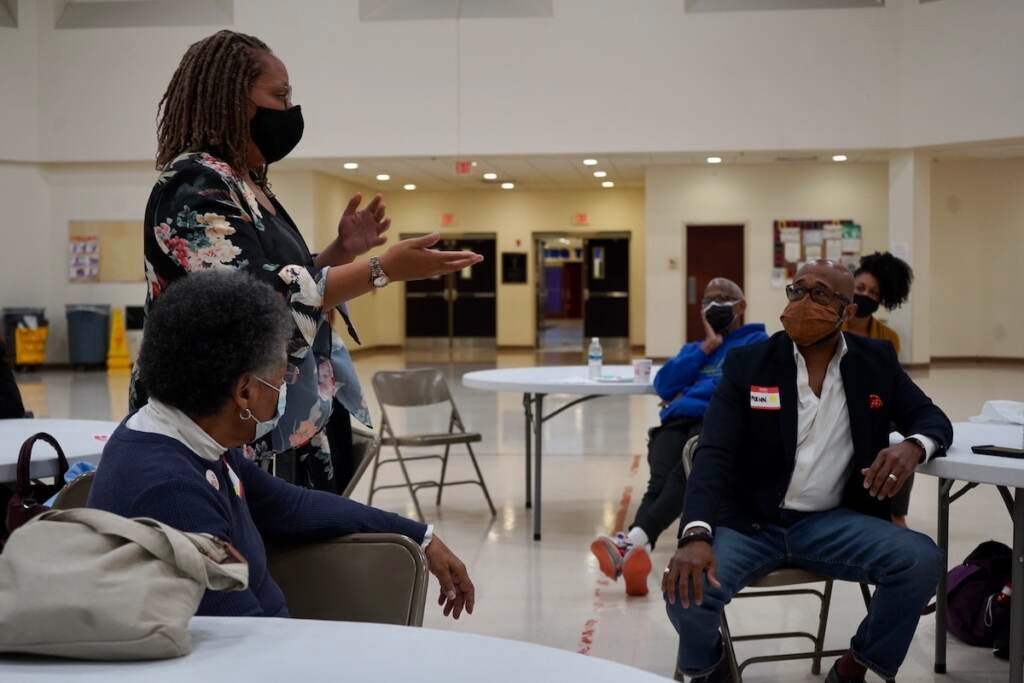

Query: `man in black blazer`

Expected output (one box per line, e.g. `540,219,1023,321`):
662,261,952,683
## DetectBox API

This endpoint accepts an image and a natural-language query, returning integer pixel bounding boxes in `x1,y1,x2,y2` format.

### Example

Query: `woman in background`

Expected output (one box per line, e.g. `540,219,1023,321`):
137,30,482,491
844,251,912,355
844,250,915,526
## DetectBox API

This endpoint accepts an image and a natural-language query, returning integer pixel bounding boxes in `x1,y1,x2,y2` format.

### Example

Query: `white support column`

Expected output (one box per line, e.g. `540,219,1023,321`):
887,151,932,365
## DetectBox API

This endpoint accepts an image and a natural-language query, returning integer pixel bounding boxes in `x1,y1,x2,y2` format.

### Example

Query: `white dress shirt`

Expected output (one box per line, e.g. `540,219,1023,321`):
684,334,937,536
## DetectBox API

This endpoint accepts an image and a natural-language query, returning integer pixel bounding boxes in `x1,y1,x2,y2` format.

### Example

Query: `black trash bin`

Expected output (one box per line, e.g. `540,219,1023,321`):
2,307,48,367
66,304,111,368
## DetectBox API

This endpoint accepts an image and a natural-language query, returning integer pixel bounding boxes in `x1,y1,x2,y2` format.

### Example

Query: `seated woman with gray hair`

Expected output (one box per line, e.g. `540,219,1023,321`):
87,269,474,619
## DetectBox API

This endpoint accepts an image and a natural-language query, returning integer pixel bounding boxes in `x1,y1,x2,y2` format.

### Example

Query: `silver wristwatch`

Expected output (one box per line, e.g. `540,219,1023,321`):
369,256,390,289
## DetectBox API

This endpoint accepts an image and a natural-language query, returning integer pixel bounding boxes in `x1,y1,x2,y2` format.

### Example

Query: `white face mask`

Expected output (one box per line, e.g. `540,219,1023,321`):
243,377,287,441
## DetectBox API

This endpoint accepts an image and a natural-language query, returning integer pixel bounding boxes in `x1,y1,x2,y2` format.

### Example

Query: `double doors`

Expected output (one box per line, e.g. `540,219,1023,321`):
405,234,496,344
534,233,630,350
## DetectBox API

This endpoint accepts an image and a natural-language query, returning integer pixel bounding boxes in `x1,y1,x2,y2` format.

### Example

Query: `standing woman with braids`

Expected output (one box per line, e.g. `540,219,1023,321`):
844,250,916,526
137,30,482,491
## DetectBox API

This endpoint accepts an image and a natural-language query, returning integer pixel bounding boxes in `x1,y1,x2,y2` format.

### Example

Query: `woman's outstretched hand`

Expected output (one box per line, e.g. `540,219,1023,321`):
320,193,391,266
380,232,483,282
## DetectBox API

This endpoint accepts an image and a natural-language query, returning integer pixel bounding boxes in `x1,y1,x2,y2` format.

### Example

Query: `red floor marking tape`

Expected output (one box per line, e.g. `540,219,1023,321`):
576,455,643,656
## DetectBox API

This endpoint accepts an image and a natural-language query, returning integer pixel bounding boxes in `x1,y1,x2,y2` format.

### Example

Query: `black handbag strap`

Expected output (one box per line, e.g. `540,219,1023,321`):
15,432,70,498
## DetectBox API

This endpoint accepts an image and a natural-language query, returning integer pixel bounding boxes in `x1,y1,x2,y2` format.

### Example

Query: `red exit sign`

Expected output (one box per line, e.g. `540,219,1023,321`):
454,160,473,175
441,213,456,227
572,213,589,225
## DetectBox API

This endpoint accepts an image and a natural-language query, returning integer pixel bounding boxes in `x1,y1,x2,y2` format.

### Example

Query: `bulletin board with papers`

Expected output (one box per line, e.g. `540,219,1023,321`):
68,221,144,283
772,219,862,283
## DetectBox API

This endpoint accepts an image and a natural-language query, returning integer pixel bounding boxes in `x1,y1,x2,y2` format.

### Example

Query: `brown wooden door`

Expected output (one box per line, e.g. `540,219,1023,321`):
685,225,744,342
562,262,583,318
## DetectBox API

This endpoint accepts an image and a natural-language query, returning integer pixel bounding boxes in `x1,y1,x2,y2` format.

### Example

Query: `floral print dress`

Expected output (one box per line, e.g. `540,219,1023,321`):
132,151,370,485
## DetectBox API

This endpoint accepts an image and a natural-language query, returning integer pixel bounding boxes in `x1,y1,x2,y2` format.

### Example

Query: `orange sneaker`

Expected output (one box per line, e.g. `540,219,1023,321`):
590,533,629,580
622,544,652,596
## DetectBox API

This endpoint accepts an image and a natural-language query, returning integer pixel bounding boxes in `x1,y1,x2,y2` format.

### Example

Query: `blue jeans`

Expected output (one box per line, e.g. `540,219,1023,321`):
665,508,942,679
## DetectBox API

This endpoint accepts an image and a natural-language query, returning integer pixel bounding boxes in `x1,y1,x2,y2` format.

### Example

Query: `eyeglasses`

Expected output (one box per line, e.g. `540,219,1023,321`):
785,283,850,307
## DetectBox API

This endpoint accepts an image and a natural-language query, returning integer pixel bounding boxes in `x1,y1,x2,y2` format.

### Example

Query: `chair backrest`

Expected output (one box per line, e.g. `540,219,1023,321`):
680,434,700,479
372,368,452,408
342,426,380,498
266,533,429,626
50,471,95,510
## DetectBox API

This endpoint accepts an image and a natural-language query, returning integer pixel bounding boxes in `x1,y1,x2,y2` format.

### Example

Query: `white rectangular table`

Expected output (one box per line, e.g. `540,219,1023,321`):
463,365,656,540
916,421,1024,683
0,419,118,482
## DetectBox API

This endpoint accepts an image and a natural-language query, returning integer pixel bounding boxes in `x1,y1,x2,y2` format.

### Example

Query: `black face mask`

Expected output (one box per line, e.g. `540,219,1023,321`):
704,303,735,333
249,105,304,165
853,294,880,318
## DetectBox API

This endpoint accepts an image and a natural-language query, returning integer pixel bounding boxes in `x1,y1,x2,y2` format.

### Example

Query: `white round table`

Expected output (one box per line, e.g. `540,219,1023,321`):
0,419,118,482
915,422,1024,683
0,616,672,682
463,366,656,540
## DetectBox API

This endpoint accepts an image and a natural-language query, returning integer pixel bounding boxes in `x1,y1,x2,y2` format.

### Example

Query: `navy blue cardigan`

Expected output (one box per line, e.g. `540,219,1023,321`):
87,423,427,617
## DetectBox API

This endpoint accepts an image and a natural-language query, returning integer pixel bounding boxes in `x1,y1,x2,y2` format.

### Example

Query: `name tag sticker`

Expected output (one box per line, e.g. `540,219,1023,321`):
750,385,781,410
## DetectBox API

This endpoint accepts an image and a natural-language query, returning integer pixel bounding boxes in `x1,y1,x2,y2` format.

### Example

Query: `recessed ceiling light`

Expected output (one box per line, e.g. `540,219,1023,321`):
501,182,515,190
593,170,607,178
832,154,848,162
483,172,498,180
376,174,390,181
582,159,598,166
343,162,359,170
602,181,615,188
403,184,416,191
706,156,722,164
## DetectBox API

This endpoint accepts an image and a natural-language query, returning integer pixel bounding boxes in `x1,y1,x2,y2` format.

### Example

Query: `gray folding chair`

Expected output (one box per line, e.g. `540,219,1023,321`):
369,368,496,522
342,425,382,499
267,533,429,626
50,471,96,509
681,436,885,682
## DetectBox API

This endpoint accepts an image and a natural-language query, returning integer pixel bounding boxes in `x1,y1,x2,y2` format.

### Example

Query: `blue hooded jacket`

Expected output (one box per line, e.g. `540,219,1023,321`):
653,323,768,423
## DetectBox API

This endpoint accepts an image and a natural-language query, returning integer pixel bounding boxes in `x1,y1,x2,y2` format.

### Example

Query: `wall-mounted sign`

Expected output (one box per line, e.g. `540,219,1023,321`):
502,252,527,284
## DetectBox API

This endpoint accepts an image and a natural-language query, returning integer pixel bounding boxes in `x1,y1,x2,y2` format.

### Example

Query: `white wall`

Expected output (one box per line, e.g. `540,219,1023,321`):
930,159,1024,359
645,162,890,358
0,0,38,161
897,0,1024,148
16,0,1024,163
0,162,328,363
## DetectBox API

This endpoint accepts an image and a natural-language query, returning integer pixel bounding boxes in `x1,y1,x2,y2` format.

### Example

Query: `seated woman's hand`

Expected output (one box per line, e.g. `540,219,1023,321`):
380,232,483,282
423,535,475,619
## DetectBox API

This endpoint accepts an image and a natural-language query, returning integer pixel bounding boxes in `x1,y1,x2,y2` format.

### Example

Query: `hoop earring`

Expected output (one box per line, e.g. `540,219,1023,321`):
239,409,253,421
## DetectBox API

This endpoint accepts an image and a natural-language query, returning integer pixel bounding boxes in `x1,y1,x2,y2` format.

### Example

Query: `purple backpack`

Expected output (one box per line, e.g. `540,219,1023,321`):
944,540,1012,647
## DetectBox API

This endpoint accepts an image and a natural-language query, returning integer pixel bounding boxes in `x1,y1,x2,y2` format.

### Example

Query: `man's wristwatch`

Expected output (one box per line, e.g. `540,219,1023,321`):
677,529,713,549
369,256,390,289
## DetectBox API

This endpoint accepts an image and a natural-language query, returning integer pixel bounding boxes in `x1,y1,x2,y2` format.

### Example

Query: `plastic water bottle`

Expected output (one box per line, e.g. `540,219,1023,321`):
588,337,603,380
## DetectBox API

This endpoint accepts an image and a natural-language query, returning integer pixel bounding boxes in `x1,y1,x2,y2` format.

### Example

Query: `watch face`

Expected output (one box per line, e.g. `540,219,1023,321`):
373,275,389,288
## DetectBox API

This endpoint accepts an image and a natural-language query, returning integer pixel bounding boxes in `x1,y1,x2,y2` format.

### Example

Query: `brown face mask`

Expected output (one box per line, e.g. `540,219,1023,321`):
780,296,843,347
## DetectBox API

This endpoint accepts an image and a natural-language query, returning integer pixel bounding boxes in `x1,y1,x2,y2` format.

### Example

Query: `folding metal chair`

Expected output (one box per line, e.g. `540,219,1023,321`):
368,368,496,522
681,436,889,682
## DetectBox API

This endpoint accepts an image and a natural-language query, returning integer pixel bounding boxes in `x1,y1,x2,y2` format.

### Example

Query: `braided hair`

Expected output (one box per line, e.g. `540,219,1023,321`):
855,251,914,310
156,30,270,184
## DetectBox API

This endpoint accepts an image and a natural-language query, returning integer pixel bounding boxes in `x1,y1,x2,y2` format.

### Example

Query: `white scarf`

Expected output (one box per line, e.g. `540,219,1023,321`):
126,399,228,462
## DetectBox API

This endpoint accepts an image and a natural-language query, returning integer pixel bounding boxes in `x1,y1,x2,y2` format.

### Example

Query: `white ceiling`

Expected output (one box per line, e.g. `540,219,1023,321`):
272,138,1024,193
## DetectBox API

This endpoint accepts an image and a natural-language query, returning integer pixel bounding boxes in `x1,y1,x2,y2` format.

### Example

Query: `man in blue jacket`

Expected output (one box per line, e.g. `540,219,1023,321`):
591,278,767,596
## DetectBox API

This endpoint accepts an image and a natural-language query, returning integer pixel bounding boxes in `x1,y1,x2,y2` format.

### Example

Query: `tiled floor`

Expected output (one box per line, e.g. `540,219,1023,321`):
14,352,1024,682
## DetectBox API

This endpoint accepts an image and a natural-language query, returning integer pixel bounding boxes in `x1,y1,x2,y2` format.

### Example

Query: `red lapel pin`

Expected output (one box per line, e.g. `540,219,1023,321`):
868,394,883,410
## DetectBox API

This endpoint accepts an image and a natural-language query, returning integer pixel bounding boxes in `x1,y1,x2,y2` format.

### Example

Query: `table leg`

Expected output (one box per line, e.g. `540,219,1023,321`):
1011,488,1023,683
936,478,950,675
533,393,545,541
523,393,532,510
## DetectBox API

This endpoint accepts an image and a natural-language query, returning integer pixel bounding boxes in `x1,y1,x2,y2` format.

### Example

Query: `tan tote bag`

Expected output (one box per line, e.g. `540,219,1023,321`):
0,507,249,660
